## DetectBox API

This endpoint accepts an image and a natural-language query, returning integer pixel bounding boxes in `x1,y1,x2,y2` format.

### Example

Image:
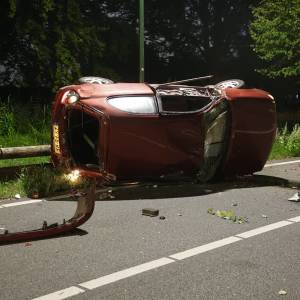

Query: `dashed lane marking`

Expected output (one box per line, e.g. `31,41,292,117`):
79,258,174,290
32,286,85,300
235,221,292,239
169,236,241,260
0,199,43,208
264,159,300,168
32,215,300,299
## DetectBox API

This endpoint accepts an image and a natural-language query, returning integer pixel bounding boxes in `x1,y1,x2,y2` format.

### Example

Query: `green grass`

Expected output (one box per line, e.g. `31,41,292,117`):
0,101,51,168
0,178,25,199
0,157,50,168
269,124,300,160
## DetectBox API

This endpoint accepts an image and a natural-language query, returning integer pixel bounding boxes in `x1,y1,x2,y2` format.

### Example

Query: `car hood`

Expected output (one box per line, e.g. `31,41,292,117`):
66,83,154,99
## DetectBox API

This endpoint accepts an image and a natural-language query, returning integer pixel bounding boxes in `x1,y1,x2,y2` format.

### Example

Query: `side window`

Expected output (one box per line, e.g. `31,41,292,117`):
156,86,214,114
159,95,212,113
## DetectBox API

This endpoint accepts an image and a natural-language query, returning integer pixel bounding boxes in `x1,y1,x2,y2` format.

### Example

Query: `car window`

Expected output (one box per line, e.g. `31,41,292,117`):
159,95,212,113
107,96,157,114
156,86,215,114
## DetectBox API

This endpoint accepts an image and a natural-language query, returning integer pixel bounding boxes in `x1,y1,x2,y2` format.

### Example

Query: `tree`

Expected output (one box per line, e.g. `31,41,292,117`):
0,0,117,90
250,0,300,82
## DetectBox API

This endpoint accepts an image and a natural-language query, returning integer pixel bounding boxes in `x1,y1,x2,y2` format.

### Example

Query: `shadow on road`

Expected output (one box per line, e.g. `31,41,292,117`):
98,174,300,201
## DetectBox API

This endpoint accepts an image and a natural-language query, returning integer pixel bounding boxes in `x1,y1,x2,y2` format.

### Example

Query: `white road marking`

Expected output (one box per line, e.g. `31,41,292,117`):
33,216,300,299
288,216,300,223
1,199,43,208
32,286,85,300
169,236,241,260
79,257,174,290
264,159,300,168
235,221,292,239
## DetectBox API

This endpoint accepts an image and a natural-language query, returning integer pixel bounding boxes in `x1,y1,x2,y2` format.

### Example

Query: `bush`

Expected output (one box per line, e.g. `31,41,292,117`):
20,165,55,197
270,124,300,159
0,100,51,147
0,104,15,136
19,165,89,198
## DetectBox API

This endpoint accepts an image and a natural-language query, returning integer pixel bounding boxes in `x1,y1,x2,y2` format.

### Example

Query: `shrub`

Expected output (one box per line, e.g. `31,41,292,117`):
20,164,55,197
270,124,300,159
19,165,90,198
0,104,15,136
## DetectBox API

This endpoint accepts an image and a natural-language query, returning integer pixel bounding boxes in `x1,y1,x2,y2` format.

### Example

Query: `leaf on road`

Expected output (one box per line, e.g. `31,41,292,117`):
207,208,248,224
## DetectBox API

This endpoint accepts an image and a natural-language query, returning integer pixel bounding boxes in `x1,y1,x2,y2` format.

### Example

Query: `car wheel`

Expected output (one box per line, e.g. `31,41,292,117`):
214,79,244,89
77,76,114,84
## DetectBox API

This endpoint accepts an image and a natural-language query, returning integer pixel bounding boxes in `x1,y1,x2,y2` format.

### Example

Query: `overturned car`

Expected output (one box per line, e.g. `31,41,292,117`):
0,77,277,244
51,76,276,184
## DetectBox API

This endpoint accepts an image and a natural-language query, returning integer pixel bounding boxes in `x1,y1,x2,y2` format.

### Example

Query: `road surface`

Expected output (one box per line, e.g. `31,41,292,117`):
0,159,299,299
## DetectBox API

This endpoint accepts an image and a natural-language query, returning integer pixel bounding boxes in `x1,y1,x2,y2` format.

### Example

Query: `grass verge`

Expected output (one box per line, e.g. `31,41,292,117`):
0,165,88,199
269,124,300,160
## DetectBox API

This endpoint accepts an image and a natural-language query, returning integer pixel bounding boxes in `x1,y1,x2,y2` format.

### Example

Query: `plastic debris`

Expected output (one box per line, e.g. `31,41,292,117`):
262,214,268,218
142,208,159,217
159,216,166,220
15,194,21,199
288,192,300,202
278,290,287,295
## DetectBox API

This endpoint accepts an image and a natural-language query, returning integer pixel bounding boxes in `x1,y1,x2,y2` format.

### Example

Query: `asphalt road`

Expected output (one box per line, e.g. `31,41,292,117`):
0,159,300,300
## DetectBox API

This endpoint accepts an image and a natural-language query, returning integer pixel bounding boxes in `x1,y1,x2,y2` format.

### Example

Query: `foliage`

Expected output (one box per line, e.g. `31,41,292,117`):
0,178,24,199
270,124,300,159
19,165,88,198
0,0,261,90
0,101,50,147
250,0,300,81
20,164,54,197
0,103,15,136
207,207,248,224
0,0,117,90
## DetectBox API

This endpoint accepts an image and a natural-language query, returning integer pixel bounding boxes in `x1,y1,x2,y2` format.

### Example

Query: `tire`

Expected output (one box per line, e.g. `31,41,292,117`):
214,79,244,89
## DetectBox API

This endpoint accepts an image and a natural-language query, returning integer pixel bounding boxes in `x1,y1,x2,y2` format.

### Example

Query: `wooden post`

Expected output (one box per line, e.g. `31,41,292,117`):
0,145,51,159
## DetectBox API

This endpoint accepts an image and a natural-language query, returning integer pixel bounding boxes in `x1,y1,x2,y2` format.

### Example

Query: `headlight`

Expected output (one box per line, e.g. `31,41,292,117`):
107,96,157,114
66,91,80,104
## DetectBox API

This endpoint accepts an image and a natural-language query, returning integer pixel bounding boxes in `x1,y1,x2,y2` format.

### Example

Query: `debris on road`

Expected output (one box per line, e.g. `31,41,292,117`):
142,208,159,217
15,194,21,199
278,289,287,295
262,214,268,218
207,208,248,224
177,213,182,216
24,242,32,247
0,179,96,244
231,203,238,206
159,216,166,220
288,192,300,202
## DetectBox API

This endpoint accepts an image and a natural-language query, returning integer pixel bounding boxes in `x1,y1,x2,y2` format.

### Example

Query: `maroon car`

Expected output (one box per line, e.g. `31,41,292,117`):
51,77,276,183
